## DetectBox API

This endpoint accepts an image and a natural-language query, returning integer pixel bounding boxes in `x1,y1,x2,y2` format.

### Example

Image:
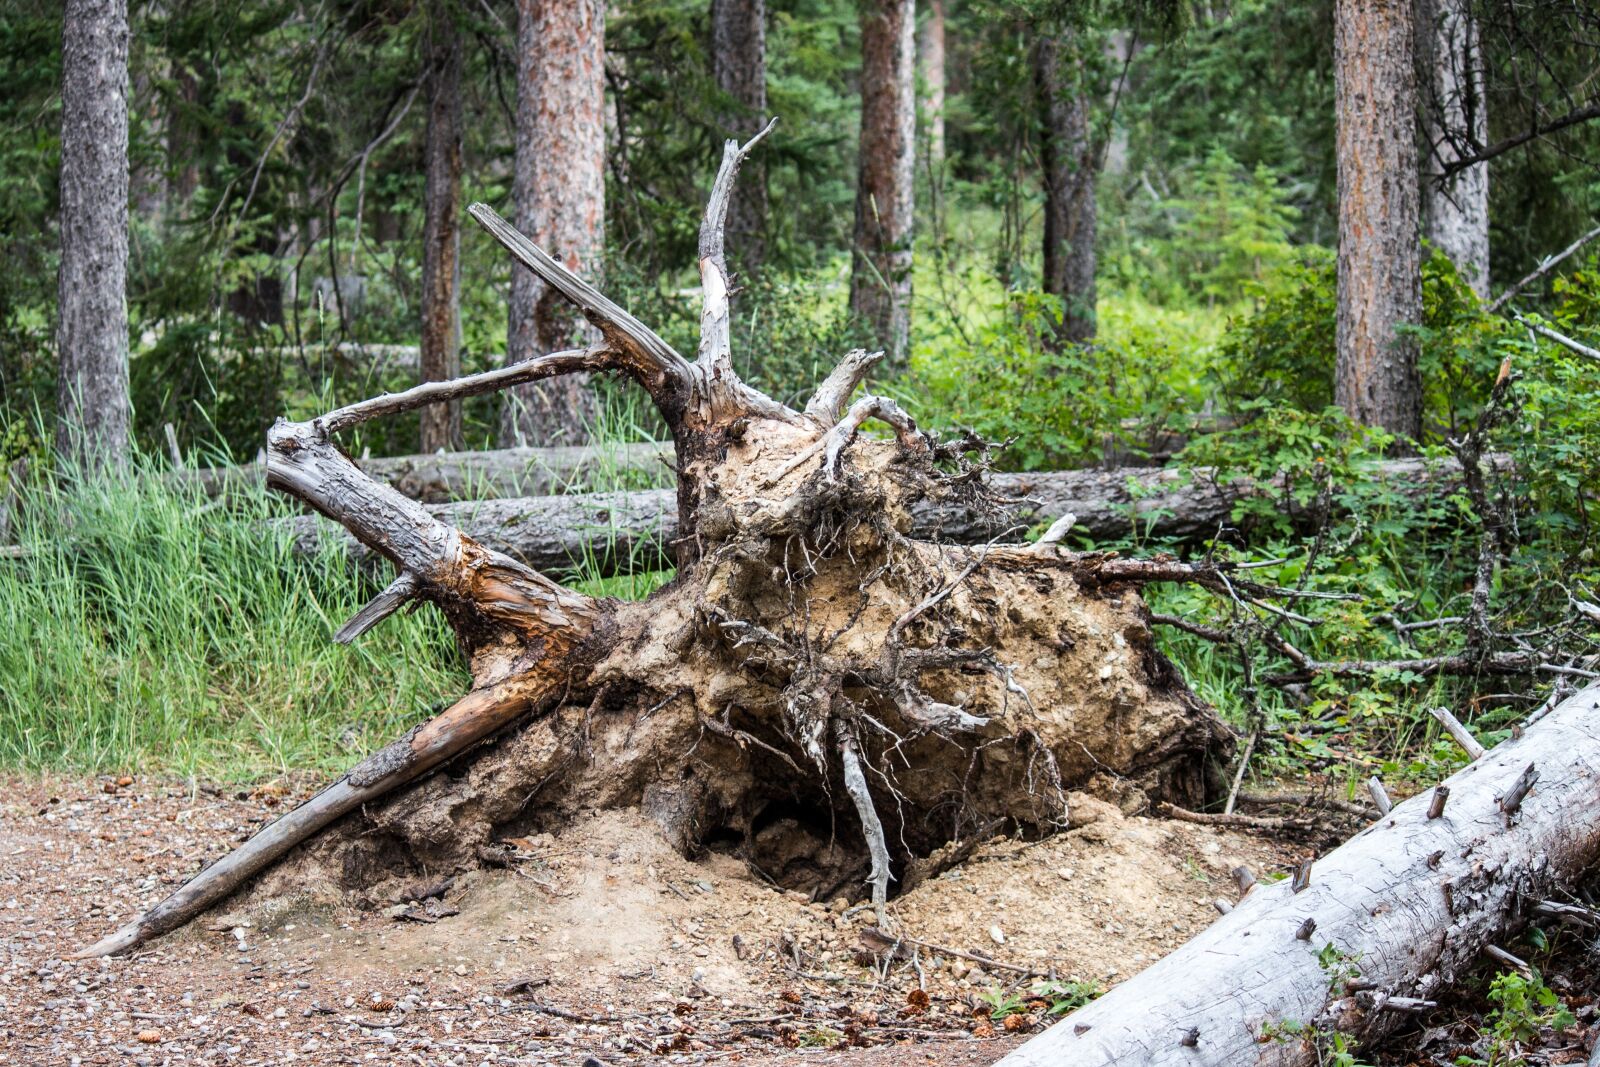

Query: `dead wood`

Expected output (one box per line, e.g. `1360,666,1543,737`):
178,441,673,501
284,454,1498,579
998,682,1600,1067
76,125,1238,960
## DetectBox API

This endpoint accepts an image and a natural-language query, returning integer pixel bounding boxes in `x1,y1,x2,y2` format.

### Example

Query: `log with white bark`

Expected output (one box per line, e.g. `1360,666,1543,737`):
285,454,1502,577
179,440,673,501
998,681,1600,1067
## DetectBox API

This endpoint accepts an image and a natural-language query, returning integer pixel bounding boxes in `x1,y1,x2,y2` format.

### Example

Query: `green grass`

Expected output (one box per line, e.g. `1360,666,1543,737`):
0,410,672,780
0,456,468,779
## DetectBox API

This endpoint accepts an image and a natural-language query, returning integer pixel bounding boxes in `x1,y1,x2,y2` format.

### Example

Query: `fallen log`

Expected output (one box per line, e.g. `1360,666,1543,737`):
179,440,673,500
286,455,1494,577
997,682,1600,1067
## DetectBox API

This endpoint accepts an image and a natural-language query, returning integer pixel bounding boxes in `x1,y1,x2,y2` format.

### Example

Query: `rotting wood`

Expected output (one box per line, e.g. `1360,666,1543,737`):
249,452,1503,570
996,683,1600,1067
73,123,1245,962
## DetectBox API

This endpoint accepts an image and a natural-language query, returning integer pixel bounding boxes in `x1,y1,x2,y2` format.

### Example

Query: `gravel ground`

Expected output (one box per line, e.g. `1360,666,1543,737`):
0,775,1036,1066
0,772,1297,1065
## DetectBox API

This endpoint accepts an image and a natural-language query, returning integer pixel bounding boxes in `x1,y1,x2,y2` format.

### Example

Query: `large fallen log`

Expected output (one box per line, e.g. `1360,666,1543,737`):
180,440,673,500
998,682,1600,1067
285,454,1498,577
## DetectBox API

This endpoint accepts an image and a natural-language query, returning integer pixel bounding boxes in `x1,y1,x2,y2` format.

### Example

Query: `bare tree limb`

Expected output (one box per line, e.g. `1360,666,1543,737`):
468,203,690,393
1439,100,1600,176
1488,223,1600,312
805,349,882,427
1520,316,1600,363
696,117,777,376
320,346,607,434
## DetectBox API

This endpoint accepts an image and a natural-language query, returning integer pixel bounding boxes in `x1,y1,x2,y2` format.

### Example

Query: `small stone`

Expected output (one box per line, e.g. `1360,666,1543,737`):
1056,868,1075,880
988,925,1006,946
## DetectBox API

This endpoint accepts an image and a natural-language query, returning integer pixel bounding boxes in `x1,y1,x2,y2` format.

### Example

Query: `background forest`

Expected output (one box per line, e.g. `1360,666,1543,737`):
2,0,1599,800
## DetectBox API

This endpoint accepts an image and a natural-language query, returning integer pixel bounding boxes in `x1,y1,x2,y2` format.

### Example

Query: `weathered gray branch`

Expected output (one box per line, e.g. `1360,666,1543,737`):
999,683,1600,1067
468,203,689,394
1488,222,1600,312
75,675,561,958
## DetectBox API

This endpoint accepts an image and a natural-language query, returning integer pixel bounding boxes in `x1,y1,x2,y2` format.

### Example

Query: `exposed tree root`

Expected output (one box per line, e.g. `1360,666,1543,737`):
75,125,1237,959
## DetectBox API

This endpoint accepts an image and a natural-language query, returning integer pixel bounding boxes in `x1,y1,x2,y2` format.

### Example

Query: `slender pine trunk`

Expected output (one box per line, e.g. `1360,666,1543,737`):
1334,0,1423,442
711,0,768,273
918,0,946,174
1417,0,1489,296
501,0,606,448
56,0,132,472
1034,31,1097,348
420,0,464,453
849,0,916,373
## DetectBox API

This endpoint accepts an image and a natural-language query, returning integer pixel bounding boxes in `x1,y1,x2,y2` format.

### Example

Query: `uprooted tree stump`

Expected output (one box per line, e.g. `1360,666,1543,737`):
79,126,1243,959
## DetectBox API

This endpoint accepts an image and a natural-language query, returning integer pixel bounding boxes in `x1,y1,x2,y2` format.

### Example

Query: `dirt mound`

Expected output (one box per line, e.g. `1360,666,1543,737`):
3,776,1294,1063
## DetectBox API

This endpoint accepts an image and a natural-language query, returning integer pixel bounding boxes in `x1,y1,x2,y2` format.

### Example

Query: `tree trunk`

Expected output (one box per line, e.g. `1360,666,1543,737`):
1035,30,1097,348
419,0,464,453
1416,0,1489,297
849,0,916,372
1000,682,1600,1067
167,64,200,215
56,0,132,473
1334,0,1423,442
77,147,1236,960
711,0,768,273
501,0,606,448
918,0,946,175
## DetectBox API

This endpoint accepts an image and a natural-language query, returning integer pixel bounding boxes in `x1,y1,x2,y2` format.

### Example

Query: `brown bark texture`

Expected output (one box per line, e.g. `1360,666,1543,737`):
849,0,916,372
711,0,768,271
56,0,132,473
1334,0,1423,441
76,139,1236,961
1034,30,1097,347
420,0,464,453
501,0,606,448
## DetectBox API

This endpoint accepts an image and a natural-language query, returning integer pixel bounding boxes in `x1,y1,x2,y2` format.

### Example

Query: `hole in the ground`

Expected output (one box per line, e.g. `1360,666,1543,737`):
708,796,864,903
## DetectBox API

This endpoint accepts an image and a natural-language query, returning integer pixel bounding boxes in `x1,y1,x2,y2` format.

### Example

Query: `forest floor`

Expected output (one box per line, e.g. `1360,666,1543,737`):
0,773,1306,1066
